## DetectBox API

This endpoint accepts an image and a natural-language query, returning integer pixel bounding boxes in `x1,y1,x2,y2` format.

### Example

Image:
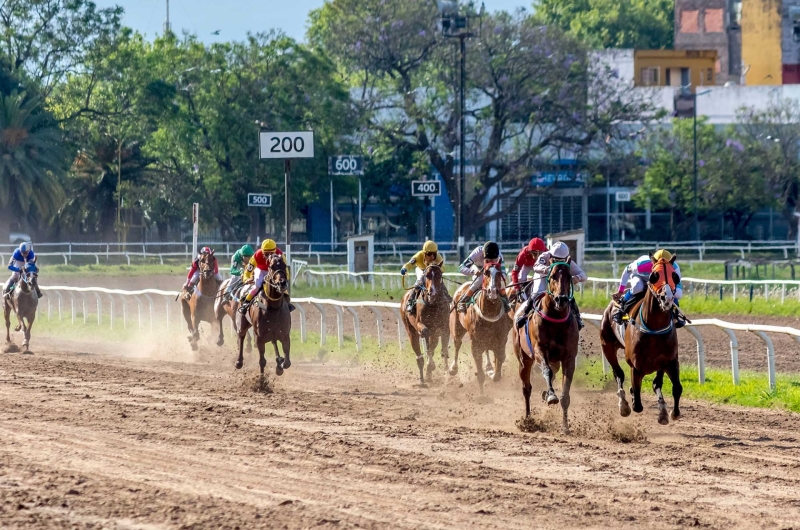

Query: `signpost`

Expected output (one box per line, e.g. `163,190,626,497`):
615,191,631,242
191,203,199,257
411,180,441,241
615,191,631,202
259,130,315,266
328,155,365,239
247,193,272,207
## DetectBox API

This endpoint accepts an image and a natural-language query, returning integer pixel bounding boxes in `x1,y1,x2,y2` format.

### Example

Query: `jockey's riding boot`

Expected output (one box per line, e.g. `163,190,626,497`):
456,299,468,314
285,293,295,312
571,299,584,330
515,298,533,329
34,284,43,299
406,288,419,314
238,294,253,314
500,295,512,313
673,307,687,328
612,306,624,325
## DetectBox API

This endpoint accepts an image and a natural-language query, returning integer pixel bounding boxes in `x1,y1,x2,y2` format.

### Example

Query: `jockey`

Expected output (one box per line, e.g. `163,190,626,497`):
238,239,294,313
510,237,548,299
400,240,445,313
612,249,684,327
3,242,42,299
183,247,223,294
456,241,511,314
515,241,587,330
224,244,255,300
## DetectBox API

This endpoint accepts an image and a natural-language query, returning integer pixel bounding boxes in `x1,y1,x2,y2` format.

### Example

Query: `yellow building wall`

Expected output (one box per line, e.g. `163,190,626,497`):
633,51,717,90
742,0,782,85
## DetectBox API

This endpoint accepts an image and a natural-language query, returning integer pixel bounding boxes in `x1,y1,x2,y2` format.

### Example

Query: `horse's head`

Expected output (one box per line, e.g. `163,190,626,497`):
18,271,34,293
422,264,444,303
266,254,289,295
199,250,216,280
547,259,573,311
482,262,505,301
648,252,679,311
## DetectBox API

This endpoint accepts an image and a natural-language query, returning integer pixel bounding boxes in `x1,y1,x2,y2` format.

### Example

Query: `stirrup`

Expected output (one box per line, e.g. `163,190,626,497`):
515,313,529,329
456,301,467,314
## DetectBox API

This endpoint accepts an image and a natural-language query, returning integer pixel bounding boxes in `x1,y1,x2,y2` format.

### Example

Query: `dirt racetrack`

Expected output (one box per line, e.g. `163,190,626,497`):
1,332,800,529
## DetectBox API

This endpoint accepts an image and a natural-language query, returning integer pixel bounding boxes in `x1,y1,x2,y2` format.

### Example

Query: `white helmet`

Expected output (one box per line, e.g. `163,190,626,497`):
549,241,569,260
19,242,31,254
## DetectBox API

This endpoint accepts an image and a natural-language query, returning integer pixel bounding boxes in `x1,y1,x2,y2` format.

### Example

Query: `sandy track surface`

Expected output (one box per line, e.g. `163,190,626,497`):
1,337,799,529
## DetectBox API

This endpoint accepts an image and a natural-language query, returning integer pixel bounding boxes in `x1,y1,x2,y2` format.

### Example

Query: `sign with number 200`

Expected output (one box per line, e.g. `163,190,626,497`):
259,131,315,159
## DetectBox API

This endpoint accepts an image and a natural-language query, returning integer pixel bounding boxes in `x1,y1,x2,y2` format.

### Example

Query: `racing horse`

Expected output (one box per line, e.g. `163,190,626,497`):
213,276,254,353
513,260,579,433
599,254,682,425
450,262,512,394
233,254,291,376
180,250,222,351
400,264,451,386
4,266,39,352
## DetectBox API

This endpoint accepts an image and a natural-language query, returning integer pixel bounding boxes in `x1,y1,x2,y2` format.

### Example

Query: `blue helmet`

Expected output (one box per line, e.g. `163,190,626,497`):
19,242,30,255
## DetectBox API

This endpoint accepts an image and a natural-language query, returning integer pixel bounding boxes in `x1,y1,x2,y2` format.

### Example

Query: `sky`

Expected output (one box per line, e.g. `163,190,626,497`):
93,0,532,43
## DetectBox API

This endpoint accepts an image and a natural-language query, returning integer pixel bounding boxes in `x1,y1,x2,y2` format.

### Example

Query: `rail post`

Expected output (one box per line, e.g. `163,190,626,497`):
346,307,362,352
332,305,344,349
751,330,776,390
294,303,307,344
685,326,705,383
311,302,327,346
721,327,739,385
369,307,383,349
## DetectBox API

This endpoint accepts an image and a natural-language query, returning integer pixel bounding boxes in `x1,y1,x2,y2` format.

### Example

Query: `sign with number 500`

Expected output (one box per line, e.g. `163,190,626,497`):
259,131,315,159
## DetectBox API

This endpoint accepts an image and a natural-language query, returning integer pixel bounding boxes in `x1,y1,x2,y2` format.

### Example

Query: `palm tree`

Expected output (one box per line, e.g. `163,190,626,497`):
0,91,66,241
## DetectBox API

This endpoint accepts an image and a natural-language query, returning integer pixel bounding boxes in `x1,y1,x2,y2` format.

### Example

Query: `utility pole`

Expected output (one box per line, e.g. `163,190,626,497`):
164,0,171,34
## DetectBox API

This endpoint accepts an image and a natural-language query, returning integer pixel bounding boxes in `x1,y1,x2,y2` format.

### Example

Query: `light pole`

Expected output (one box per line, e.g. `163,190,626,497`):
438,1,482,260
692,88,712,241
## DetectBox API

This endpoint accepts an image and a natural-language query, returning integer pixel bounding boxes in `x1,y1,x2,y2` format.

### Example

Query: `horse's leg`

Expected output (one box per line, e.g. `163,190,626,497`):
602,342,630,417
653,370,669,425
561,357,576,434
540,354,559,405
425,335,438,381
257,339,267,375
439,326,450,372
281,329,292,370
235,315,249,369
4,303,10,343
630,367,645,414
483,351,493,378
215,309,225,347
235,330,246,369
471,346,486,395
273,341,284,376
181,301,193,340
492,346,506,383
23,317,32,351
519,355,533,417
448,310,465,376
246,330,253,353
409,329,425,387
665,358,683,421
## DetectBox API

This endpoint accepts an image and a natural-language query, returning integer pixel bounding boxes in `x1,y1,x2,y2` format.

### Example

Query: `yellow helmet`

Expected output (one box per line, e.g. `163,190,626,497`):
261,239,277,252
423,240,438,253
653,249,673,262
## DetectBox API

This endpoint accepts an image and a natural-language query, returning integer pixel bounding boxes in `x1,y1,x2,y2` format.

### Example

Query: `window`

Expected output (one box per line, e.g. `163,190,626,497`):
680,10,699,33
791,7,800,42
705,8,724,32
641,67,660,86
729,0,742,28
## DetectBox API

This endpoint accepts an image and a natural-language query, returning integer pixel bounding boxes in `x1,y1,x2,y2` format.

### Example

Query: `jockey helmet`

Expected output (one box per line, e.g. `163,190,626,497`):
261,239,277,252
483,241,500,260
241,244,255,257
527,237,547,252
18,242,30,255
550,241,569,260
423,240,438,253
653,249,673,262
200,246,212,255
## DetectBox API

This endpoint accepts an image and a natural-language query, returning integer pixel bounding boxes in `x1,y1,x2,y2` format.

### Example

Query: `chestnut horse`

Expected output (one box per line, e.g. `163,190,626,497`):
400,264,451,386
450,262,512,394
513,260,578,433
600,254,682,425
4,268,38,352
213,277,254,353
180,251,222,351
232,255,291,376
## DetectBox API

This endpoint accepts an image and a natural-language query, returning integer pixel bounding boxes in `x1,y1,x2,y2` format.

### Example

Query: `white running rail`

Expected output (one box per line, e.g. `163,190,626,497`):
29,286,798,391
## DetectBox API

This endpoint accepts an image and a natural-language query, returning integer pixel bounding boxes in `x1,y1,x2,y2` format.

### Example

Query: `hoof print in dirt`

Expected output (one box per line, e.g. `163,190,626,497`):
249,375,273,394
3,343,21,354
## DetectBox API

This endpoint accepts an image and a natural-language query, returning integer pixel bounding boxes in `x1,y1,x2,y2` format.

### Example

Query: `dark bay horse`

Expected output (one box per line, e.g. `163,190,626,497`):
400,264,451,386
180,251,222,351
233,255,291,376
4,269,39,352
513,260,578,433
213,277,254,353
450,262,512,394
600,254,682,425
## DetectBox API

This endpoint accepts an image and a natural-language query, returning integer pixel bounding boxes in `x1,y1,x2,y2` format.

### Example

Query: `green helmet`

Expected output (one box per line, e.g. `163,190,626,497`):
241,244,255,257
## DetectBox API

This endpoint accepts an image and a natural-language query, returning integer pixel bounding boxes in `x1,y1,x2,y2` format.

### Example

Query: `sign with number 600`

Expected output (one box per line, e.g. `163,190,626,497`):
411,180,442,197
258,131,315,159
328,155,364,175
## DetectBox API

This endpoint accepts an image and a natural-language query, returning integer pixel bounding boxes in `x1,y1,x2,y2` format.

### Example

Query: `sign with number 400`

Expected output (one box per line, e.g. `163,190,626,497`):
411,180,442,197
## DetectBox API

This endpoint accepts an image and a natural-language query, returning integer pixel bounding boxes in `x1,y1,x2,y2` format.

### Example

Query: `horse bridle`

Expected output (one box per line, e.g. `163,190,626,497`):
263,257,288,301
199,256,215,279
546,261,573,311
420,264,443,304
648,260,676,312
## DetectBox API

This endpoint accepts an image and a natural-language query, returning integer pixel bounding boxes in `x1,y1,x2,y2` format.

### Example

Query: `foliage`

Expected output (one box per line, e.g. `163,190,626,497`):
532,0,674,49
0,90,66,239
309,0,653,238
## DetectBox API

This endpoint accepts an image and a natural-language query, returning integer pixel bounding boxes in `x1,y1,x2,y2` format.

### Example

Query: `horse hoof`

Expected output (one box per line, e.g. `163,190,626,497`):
633,403,644,414
235,361,243,370
619,401,632,417
276,366,284,376
282,359,291,370
541,390,548,402
546,394,559,406
427,360,436,373
216,339,224,347
492,372,502,383
670,410,681,421
448,365,458,376
658,411,670,426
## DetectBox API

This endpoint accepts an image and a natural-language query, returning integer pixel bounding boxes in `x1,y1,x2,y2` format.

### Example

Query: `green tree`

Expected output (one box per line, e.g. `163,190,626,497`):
533,0,674,49
0,91,66,241
310,0,652,238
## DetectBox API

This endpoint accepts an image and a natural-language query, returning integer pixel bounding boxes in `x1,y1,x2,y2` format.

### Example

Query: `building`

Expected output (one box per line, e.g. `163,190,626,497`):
634,49,718,90
674,0,741,84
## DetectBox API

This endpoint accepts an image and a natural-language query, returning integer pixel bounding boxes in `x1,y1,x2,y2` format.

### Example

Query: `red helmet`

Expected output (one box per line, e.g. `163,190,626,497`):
200,246,212,255
527,238,547,252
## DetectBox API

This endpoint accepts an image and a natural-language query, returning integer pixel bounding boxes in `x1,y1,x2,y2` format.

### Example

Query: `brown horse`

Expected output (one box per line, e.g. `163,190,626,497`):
4,269,38,352
450,262,512,394
180,251,222,351
232,255,291,375
400,264,451,386
513,260,578,433
213,276,254,353
600,254,682,425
